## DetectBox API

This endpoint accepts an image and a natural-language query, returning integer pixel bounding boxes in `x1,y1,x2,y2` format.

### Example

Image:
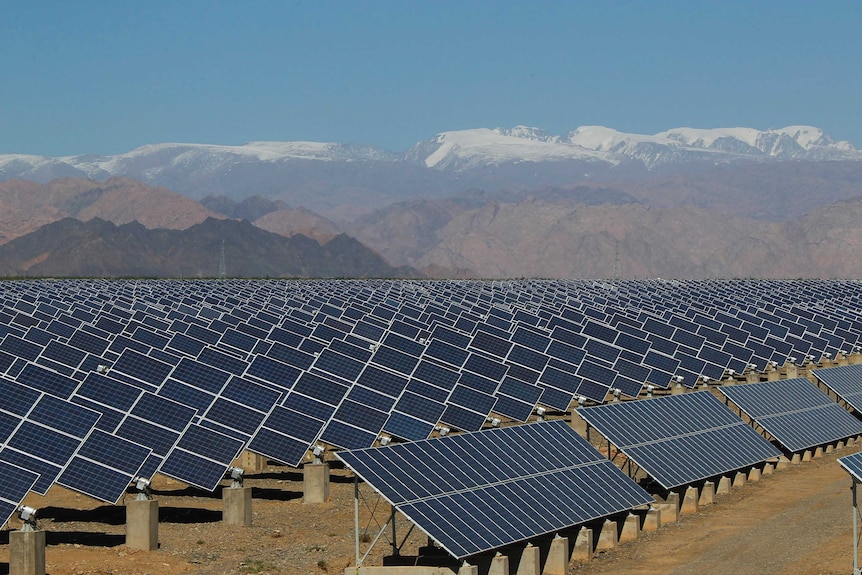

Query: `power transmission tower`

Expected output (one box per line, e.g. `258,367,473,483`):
218,240,226,280
613,241,622,280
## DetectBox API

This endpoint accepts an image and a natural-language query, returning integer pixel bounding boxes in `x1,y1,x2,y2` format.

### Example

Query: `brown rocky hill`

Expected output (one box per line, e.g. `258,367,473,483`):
349,195,862,279
0,177,218,244
0,217,418,279
200,195,342,244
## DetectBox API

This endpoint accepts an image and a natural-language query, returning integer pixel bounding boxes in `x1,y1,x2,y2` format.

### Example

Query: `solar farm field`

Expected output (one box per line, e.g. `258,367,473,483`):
0,278,860,575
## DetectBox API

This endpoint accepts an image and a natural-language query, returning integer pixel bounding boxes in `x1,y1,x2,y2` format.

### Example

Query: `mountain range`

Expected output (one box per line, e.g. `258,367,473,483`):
2,124,862,279
2,125,859,219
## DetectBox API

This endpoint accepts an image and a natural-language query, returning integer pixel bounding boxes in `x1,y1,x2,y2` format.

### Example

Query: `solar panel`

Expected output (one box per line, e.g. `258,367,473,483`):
720,378,862,452
812,364,862,412
0,463,39,528
578,391,782,489
336,420,653,559
839,451,862,482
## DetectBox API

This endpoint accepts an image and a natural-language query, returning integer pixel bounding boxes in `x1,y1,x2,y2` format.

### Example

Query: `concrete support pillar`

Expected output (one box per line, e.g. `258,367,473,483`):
641,508,661,532
126,498,159,551
699,481,715,506
851,354,862,365
572,528,593,562
748,467,761,483
619,514,640,543
746,372,759,384
733,471,746,488
839,355,850,366
10,530,45,575
837,440,846,450
223,486,253,526
814,446,824,458
802,450,813,462
680,486,699,514
766,369,780,381
654,493,679,524
826,444,834,454
569,413,588,439
542,536,568,575
489,553,509,575
304,462,330,504
763,462,775,475
516,544,541,575
458,563,478,575
671,384,685,395
776,456,790,470
595,520,618,551
716,475,731,494
791,453,802,464
785,364,799,378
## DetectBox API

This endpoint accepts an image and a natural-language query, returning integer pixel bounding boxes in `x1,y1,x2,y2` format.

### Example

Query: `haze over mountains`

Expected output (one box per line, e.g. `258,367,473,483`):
2,124,862,279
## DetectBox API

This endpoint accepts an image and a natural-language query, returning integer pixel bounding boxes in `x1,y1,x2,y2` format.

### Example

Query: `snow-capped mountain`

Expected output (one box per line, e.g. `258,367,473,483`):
1,125,859,215
407,125,860,171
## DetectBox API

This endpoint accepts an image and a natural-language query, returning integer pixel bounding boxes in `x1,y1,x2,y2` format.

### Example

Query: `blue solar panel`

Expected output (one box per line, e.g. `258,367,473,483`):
382,411,435,441
15,363,79,399
113,349,173,386
336,420,654,559
59,430,151,503
319,419,378,450
170,358,231,393
812,364,862,412
246,355,301,389
198,347,248,375
0,463,39,527
839,452,862,482
314,349,364,381
293,371,350,406
721,378,862,452
578,391,782,489
371,345,420,375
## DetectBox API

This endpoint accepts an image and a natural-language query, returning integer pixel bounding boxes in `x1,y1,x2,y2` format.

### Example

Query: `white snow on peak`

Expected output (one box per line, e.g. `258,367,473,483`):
565,126,676,152
422,127,609,168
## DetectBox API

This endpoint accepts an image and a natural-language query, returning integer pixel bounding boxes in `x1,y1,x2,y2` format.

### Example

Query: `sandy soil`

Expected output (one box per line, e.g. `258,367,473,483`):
0,442,858,575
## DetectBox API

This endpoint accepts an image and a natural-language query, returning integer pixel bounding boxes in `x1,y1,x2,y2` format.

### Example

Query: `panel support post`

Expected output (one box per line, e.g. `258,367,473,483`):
699,481,715,506
516,544,541,575
488,553,509,575
596,519,618,550
10,530,45,575
572,528,593,562
748,466,761,482
542,535,568,575
223,486,253,526
126,498,159,551
619,513,640,543
304,462,330,504
642,508,661,532
680,486,699,514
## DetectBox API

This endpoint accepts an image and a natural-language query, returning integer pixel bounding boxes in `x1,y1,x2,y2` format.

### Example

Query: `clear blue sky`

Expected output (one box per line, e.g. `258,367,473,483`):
2,0,860,156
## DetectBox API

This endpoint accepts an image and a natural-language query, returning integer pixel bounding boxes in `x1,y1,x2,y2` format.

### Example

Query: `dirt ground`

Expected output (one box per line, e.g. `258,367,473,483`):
0,441,859,575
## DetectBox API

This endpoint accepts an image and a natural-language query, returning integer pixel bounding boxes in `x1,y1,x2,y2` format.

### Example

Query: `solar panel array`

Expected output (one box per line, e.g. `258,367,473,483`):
719,378,862,452
336,420,654,558
812,364,862,413
577,391,783,489
0,278,857,516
